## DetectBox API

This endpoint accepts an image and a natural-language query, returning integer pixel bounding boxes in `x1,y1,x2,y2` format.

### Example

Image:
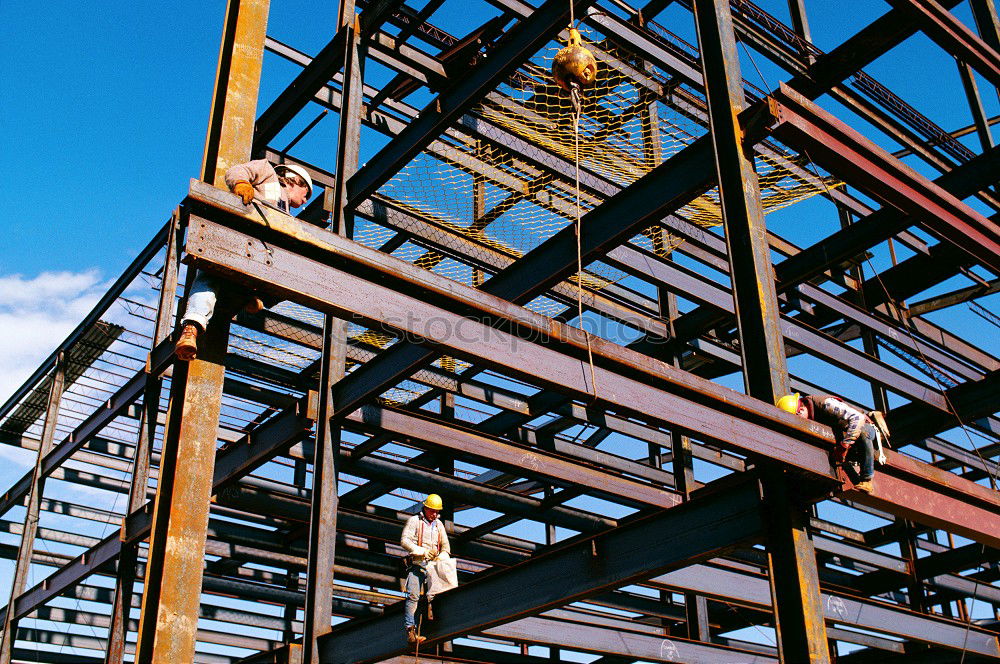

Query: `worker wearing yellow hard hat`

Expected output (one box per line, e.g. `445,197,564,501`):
776,392,884,493
400,494,451,646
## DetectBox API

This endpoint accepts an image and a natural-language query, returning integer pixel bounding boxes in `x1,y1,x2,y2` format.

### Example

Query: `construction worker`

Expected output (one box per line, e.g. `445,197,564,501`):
400,493,450,646
777,392,877,492
175,160,313,361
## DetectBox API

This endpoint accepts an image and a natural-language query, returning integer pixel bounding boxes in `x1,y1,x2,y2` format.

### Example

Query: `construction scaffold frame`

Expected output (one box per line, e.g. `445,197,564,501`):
2,0,1000,662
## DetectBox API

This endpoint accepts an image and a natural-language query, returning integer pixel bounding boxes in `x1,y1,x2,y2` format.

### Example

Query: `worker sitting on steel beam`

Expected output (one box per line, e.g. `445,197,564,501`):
777,392,877,493
175,160,313,361
400,493,451,646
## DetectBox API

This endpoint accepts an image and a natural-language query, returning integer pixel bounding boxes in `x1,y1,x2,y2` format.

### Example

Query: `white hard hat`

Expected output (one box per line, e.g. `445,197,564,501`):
275,163,313,196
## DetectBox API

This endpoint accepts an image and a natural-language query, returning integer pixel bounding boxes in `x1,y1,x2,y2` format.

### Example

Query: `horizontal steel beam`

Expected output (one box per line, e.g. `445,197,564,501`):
182,200,1000,548
654,562,1000,656
769,84,1000,274
314,478,765,662
0,338,174,519
342,405,679,508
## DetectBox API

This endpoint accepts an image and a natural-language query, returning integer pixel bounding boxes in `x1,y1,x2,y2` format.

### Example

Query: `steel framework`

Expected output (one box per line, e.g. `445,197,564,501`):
2,0,1000,662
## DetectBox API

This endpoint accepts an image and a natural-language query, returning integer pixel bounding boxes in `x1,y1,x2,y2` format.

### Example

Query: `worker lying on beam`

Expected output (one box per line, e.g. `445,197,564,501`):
400,493,452,647
778,392,881,493
175,160,313,361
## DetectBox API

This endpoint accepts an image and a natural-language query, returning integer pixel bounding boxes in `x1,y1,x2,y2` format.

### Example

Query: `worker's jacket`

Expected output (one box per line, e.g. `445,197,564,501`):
401,514,451,566
803,394,869,448
225,159,291,210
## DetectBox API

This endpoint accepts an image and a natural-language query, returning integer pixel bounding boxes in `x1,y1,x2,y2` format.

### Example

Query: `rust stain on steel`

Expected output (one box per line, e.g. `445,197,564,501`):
150,357,226,663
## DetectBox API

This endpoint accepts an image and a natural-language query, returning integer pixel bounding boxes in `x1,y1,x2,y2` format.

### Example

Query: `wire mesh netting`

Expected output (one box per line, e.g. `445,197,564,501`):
354,24,839,319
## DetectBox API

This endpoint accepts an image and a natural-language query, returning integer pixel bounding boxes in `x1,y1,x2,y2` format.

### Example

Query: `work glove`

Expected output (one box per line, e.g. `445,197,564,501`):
829,443,850,466
232,181,255,205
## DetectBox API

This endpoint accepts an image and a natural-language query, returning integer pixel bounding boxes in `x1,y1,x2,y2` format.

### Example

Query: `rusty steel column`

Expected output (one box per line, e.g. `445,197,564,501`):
692,1,829,661
133,1,267,659
0,354,66,664
301,6,359,661
201,0,271,185
133,309,232,663
957,59,996,150
786,0,817,63
104,210,184,664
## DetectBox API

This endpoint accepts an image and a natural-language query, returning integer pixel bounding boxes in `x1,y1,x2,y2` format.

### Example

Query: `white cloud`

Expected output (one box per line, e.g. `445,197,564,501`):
0,269,107,404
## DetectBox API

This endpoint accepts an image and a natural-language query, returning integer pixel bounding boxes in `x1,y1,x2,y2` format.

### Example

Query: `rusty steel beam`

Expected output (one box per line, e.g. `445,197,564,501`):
132,315,233,663
770,84,1000,274
201,0,270,186
314,477,765,663
181,205,1000,548
889,0,1000,90
344,405,681,508
653,562,1000,657
693,2,825,660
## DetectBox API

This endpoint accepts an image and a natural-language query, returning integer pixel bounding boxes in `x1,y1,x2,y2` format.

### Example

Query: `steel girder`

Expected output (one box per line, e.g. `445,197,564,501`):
182,200,1000,546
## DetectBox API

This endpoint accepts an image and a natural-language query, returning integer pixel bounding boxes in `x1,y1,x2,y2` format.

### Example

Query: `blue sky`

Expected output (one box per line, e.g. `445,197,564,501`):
1,0,996,405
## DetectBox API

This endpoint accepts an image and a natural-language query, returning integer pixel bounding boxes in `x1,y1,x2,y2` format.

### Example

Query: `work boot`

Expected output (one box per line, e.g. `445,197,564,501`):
244,296,265,314
855,479,874,493
406,626,425,646
175,323,200,361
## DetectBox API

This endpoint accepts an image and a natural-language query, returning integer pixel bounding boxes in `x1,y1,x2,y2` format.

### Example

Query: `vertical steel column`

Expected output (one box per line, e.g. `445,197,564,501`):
692,0,790,400
956,59,996,150
133,311,233,663
0,355,66,664
201,0,271,185
134,2,268,660
786,0,813,47
692,1,828,661
104,210,183,664
301,4,359,660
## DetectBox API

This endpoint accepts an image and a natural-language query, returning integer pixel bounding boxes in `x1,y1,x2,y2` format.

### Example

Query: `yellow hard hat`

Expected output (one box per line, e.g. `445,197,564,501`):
776,393,801,414
423,493,443,510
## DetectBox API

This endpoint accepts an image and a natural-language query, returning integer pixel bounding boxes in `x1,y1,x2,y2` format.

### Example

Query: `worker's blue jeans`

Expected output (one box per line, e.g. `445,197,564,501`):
850,422,877,481
181,273,218,331
404,565,427,629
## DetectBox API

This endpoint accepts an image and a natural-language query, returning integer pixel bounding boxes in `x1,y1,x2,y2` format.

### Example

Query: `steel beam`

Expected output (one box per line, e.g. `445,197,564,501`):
181,207,1000,549
0,354,66,664
314,478,765,663
133,316,233,662
201,0,270,186
693,3,823,660
655,562,1000,656
769,84,1000,274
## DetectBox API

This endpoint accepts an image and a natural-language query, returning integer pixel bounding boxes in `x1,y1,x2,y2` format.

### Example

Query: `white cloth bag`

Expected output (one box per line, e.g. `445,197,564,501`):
426,554,458,600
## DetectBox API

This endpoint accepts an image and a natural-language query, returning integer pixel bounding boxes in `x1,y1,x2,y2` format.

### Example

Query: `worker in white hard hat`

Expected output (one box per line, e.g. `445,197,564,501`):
175,160,314,361
777,392,879,493
400,494,450,646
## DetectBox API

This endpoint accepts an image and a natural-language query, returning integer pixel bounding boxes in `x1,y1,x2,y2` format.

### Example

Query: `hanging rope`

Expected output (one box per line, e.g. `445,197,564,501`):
553,14,600,401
